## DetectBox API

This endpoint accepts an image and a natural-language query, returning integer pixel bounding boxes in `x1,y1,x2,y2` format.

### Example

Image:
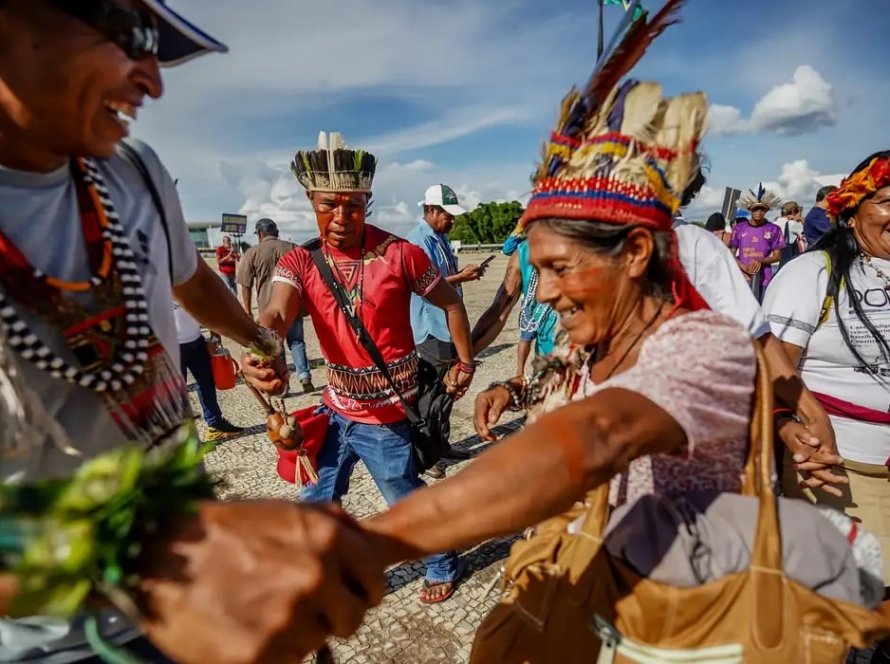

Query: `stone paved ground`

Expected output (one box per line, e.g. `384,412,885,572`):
196,254,525,663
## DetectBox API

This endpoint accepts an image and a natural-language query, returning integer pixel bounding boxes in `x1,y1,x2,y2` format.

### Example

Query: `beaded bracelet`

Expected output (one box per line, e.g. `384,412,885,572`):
489,380,525,412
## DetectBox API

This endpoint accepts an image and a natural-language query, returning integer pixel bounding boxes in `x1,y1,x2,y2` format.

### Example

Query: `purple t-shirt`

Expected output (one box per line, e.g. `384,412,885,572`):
729,220,786,289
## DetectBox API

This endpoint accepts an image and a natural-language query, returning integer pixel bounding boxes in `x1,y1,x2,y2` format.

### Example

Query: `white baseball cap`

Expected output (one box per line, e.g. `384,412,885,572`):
419,184,467,217
143,0,229,67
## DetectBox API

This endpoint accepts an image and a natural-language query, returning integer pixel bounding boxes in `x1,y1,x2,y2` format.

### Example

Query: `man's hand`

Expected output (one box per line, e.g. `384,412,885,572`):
457,264,484,283
473,385,513,441
443,364,473,400
138,501,386,664
241,353,289,395
748,260,762,274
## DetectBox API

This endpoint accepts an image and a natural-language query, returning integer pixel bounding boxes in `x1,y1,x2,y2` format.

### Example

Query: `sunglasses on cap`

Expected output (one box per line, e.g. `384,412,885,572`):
50,0,160,61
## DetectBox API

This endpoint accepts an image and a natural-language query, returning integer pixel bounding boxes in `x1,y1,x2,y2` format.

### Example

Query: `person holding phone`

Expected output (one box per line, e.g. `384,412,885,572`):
408,184,486,476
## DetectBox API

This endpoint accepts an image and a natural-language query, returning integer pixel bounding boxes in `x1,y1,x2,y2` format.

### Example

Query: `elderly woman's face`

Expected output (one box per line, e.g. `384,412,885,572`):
853,185,890,259
527,224,630,346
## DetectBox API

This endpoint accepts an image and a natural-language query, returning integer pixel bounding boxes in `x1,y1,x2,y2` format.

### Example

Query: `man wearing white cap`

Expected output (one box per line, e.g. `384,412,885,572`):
0,3,383,662
407,185,486,476
409,185,486,366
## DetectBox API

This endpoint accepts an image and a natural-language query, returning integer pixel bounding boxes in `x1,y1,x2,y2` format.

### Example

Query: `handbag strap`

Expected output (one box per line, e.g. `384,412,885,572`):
305,239,423,427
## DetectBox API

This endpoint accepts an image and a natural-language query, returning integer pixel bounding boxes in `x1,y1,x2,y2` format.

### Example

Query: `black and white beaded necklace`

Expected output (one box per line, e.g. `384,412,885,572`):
0,157,154,393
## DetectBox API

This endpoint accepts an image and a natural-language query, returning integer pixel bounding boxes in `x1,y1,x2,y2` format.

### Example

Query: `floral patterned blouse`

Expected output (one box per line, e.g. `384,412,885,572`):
531,310,756,506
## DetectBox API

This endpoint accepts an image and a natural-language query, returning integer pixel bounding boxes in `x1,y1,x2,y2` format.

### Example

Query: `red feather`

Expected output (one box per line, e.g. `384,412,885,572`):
584,0,688,107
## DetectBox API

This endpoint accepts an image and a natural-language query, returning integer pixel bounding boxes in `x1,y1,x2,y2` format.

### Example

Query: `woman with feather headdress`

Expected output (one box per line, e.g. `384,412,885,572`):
729,183,787,300
359,1,888,658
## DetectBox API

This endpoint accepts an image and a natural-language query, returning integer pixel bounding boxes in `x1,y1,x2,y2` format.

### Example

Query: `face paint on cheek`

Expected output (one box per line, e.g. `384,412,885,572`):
556,263,612,297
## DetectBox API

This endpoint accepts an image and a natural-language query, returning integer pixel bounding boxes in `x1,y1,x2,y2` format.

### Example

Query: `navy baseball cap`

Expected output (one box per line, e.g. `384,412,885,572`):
143,0,228,66
255,218,279,235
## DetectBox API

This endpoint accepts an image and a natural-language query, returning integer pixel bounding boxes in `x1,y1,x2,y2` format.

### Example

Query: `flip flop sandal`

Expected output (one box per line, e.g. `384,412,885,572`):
419,560,466,604
419,578,457,604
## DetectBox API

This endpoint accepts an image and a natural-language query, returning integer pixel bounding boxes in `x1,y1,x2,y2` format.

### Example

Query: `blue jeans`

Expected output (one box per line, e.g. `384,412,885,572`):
284,317,311,381
179,337,223,428
301,410,460,584
222,272,237,293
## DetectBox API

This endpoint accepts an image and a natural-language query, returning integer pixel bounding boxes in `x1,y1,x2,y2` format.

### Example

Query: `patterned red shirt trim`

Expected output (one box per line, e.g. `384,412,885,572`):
413,264,440,296
327,352,419,402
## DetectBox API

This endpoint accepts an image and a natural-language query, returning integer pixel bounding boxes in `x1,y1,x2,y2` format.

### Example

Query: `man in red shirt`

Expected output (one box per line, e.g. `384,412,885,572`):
243,132,476,603
215,235,238,292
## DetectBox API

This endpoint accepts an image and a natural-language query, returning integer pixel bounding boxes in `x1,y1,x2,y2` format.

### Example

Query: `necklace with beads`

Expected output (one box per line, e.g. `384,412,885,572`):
0,157,190,445
860,254,890,292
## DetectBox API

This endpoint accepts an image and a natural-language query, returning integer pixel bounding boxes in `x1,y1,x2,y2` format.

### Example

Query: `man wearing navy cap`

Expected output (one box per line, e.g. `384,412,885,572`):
0,2,382,662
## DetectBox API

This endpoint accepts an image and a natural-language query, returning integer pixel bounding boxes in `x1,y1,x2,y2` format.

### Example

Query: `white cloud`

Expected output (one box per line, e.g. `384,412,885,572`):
709,66,837,136
761,160,845,205
381,160,435,174
707,105,749,135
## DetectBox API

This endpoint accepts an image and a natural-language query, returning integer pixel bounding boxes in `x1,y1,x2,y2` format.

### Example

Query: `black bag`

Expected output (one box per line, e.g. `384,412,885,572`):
776,220,800,272
306,240,452,471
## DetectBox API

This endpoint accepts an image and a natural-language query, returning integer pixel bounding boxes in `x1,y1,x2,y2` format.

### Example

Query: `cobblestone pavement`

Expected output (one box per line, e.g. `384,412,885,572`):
196,255,527,662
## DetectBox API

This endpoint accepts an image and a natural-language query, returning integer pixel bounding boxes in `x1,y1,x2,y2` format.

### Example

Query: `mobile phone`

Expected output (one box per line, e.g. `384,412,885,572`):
479,255,496,269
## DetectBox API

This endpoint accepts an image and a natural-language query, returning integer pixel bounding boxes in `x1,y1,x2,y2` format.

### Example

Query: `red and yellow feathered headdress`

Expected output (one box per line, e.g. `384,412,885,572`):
826,156,890,219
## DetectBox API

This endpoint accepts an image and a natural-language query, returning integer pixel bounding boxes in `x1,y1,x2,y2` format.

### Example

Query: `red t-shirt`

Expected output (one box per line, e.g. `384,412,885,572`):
273,225,440,424
216,245,237,275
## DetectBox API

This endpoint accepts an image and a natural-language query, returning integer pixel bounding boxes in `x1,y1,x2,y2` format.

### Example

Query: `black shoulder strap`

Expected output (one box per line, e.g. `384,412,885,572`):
117,142,174,285
306,241,423,426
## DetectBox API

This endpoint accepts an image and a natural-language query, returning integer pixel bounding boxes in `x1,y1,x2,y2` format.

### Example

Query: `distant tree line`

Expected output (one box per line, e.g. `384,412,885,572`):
448,201,524,245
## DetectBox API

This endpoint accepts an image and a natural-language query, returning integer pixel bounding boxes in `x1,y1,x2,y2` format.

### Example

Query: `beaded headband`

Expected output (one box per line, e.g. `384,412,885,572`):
291,132,377,194
826,157,890,219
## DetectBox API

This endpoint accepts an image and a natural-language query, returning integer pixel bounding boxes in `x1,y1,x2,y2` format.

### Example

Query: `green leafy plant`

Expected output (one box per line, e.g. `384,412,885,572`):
0,433,216,618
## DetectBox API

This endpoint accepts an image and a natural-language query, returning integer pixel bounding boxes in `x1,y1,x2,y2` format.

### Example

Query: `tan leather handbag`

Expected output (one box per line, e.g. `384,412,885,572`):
470,347,889,663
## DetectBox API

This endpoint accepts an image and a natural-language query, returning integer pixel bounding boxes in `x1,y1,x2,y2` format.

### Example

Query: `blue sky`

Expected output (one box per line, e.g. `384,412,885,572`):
137,0,890,241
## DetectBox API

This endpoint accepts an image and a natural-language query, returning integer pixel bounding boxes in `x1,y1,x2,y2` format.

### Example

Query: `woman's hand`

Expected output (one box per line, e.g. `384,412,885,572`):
474,385,513,441
777,417,847,498
138,501,386,664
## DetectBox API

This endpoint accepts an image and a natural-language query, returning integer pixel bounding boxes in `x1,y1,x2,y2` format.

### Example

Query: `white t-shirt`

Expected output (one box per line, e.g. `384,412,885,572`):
774,216,805,242
675,224,771,338
764,251,890,464
0,140,197,482
0,140,198,662
174,301,203,344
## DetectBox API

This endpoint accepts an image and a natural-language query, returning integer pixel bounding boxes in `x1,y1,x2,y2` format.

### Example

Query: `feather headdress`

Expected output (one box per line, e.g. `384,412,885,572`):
522,0,710,312
737,183,782,212
291,132,377,193
522,0,705,231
